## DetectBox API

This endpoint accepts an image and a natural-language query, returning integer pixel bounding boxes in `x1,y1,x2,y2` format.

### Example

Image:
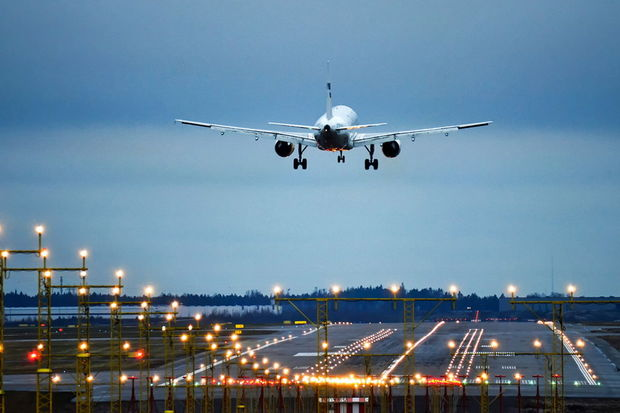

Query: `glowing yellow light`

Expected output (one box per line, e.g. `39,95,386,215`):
448,340,456,349
1,251,9,258
78,287,88,295
210,343,217,350
40,249,49,258
171,300,179,309
514,373,522,380
80,271,87,278
110,302,118,310
363,342,371,350
144,286,154,297
52,375,61,383
120,375,128,383
240,357,247,365
262,357,269,364
283,368,289,375
79,342,88,351
567,284,577,296
138,315,145,321
576,339,585,348
331,285,341,295
230,333,238,341
152,374,160,383
390,284,400,294
507,285,517,296
37,343,44,350
273,285,282,295
480,372,488,380
253,363,259,370
165,313,173,321
533,339,542,348
194,313,202,321
490,339,499,349
205,333,213,341
406,341,413,348
35,225,45,234
180,334,188,342
188,324,193,331
115,269,124,278
140,301,148,309
213,324,221,332
449,285,459,296
122,342,131,351
321,341,329,350
111,286,121,295
86,375,94,383
79,249,88,258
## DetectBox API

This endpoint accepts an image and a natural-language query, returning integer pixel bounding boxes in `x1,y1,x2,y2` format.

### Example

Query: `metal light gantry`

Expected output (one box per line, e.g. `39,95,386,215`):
274,292,458,413
508,295,620,413
0,227,88,413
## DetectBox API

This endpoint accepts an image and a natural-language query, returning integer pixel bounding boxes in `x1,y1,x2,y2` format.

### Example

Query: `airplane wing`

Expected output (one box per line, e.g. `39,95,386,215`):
176,119,318,147
352,121,492,147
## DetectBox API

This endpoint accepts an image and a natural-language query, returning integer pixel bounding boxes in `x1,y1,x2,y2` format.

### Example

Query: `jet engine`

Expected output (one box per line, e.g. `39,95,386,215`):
381,140,401,158
274,141,295,157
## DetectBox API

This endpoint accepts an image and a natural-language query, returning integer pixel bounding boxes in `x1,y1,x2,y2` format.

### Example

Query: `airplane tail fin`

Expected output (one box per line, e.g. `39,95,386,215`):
326,61,333,119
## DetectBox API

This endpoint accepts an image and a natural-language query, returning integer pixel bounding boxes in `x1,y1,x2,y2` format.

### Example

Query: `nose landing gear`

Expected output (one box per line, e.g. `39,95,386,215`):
364,144,379,170
337,151,346,163
293,144,308,170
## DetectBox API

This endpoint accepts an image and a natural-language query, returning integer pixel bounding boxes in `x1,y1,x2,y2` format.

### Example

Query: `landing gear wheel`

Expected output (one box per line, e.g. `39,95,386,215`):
364,144,377,171
294,144,308,170
337,152,346,163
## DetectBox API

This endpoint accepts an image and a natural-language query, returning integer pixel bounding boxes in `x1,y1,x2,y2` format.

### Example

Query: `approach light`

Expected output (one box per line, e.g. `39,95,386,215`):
273,285,282,295
507,285,517,297
449,285,459,296
331,285,341,295
35,225,45,234
79,249,88,258
115,269,124,278
390,284,400,294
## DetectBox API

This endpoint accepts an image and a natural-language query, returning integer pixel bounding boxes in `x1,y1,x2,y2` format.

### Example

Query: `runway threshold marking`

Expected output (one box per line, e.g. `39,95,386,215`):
380,321,446,379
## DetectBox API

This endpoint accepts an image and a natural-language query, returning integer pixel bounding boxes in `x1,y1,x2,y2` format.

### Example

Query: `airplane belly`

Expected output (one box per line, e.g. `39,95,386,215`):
316,131,351,151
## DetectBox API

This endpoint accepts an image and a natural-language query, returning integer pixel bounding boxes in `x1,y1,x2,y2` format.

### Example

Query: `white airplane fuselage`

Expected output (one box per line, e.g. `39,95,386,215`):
313,105,358,151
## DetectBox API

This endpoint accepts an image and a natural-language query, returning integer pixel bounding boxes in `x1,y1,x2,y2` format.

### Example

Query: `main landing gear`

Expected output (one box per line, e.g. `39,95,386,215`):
293,144,308,170
337,151,346,163
364,144,379,170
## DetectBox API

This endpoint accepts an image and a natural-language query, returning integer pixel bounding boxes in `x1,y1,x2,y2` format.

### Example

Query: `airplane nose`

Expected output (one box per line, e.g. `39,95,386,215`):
323,125,331,132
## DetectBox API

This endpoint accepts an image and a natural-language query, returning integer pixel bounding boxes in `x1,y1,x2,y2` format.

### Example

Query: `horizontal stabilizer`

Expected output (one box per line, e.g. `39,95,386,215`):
336,123,387,131
268,122,320,131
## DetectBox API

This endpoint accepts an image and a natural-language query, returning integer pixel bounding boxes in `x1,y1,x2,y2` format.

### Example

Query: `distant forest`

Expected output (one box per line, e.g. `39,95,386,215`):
6,285,617,323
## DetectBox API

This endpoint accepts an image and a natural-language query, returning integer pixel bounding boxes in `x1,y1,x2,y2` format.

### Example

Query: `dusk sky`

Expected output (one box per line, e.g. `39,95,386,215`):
1,1,619,297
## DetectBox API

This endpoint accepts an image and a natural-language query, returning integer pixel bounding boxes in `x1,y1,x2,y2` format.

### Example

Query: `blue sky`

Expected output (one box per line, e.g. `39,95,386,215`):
1,1,619,296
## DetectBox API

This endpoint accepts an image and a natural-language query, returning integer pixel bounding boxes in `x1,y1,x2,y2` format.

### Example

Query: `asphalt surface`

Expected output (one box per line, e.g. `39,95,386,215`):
3,321,619,400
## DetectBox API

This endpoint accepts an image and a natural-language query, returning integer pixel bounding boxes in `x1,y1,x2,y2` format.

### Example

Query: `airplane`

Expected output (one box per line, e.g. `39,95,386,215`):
175,79,492,170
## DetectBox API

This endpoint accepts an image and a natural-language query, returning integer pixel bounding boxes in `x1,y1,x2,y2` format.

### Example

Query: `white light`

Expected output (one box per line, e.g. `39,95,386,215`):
79,249,88,258
144,286,154,297
35,225,45,234
115,270,124,278
331,285,341,295
273,285,282,295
